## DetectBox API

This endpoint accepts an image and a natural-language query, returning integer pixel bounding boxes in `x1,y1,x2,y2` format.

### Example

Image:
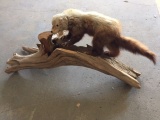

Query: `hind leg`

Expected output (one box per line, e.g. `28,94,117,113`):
105,43,120,57
92,33,104,56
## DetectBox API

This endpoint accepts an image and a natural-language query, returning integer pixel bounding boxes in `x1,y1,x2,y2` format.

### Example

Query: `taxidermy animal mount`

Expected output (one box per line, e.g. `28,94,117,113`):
5,9,157,88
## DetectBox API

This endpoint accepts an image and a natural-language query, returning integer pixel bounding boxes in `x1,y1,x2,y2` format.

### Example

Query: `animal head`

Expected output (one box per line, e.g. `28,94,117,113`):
51,13,68,34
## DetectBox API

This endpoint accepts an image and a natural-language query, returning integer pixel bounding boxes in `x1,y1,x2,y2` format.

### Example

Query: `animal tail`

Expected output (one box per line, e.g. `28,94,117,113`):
116,36,156,64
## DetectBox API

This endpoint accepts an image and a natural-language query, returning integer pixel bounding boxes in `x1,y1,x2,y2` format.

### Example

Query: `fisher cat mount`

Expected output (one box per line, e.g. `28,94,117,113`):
5,31,141,88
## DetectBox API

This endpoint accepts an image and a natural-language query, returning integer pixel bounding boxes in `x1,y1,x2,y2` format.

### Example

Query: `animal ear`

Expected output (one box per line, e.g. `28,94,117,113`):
59,17,67,21
63,17,68,21
59,18,64,24
59,17,68,26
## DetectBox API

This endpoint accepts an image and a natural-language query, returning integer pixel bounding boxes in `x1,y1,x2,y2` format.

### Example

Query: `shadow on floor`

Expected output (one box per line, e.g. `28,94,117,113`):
1,72,132,120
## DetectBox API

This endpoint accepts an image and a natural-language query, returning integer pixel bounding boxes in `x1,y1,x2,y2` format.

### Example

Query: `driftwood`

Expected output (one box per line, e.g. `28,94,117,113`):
5,31,141,88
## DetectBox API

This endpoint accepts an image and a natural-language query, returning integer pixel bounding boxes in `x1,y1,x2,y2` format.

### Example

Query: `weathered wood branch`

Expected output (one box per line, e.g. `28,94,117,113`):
5,31,141,88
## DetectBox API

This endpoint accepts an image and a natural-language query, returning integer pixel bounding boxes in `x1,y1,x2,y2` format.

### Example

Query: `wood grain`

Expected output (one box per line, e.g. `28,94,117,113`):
5,31,141,88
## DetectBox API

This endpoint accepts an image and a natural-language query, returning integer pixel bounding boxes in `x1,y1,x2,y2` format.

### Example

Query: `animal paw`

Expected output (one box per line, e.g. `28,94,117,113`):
61,42,70,47
84,51,92,55
104,51,111,56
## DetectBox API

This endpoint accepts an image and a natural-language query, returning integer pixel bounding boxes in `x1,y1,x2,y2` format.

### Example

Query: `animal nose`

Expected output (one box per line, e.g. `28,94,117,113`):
51,31,53,33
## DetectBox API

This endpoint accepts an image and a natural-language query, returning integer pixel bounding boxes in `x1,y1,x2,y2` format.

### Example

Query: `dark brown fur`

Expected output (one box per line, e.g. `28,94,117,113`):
64,18,156,64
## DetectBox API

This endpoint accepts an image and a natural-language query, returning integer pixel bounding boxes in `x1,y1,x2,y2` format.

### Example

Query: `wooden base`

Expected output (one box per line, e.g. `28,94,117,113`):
5,31,141,88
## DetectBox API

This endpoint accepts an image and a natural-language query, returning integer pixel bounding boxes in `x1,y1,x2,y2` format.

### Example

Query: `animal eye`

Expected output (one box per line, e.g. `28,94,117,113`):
56,24,59,27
